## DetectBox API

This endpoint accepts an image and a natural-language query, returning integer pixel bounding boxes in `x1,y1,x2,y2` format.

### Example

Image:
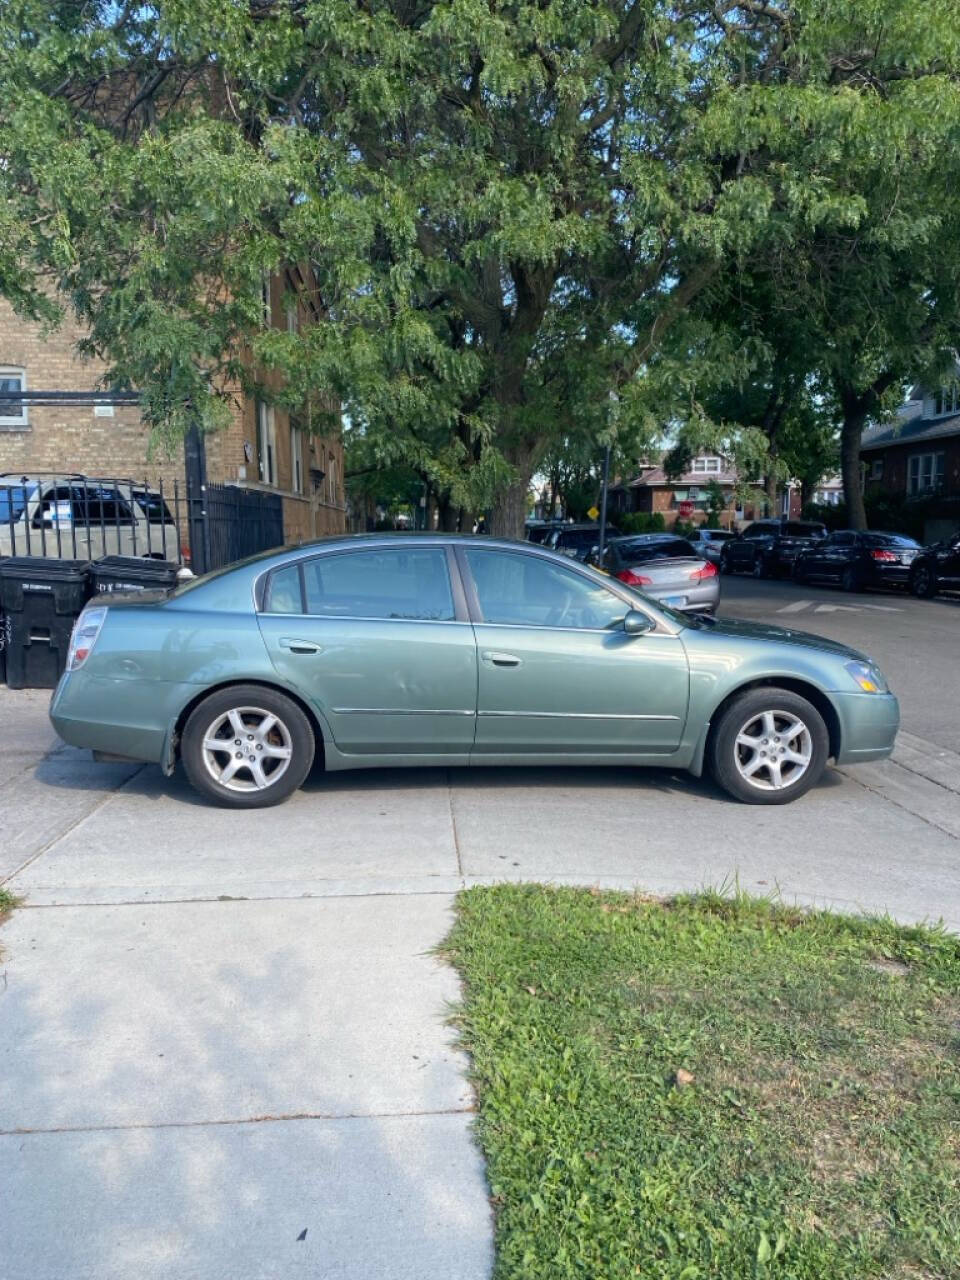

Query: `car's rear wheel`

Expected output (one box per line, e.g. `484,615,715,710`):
708,688,829,805
720,554,732,575
841,565,862,593
181,685,315,808
910,565,938,598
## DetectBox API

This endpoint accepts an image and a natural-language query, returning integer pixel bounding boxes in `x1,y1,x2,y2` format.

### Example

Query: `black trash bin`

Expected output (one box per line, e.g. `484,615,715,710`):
90,555,181,596
0,557,92,689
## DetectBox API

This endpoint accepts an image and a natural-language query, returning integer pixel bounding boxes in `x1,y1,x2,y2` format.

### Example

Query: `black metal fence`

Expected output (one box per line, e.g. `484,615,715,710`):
203,483,285,573
0,473,186,562
0,473,287,571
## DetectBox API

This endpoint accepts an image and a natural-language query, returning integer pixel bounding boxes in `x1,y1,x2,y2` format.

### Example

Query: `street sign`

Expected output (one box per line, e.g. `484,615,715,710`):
587,505,600,520
678,500,695,518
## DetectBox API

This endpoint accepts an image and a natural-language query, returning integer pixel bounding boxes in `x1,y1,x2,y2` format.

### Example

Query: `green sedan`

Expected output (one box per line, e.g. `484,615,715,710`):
51,535,899,808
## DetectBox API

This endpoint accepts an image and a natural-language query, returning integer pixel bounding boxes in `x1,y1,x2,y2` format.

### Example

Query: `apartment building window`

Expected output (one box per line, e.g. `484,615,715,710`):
257,400,278,485
290,423,304,494
871,458,884,480
907,451,945,495
0,367,27,427
327,455,338,505
692,456,721,474
935,384,959,417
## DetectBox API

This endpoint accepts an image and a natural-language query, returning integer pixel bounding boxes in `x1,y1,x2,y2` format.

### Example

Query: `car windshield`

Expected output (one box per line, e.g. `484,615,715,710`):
703,530,734,541
0,483,36,523
561,528,614,548
617,538,697,563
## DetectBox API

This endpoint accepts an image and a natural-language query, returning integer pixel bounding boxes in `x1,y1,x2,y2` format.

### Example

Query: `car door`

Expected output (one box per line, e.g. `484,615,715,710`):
459,546,689,756
257,544,478,759
822,531,856,580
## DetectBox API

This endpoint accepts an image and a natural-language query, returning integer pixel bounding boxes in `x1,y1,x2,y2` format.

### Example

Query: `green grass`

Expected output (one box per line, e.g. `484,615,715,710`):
444,885,960,1280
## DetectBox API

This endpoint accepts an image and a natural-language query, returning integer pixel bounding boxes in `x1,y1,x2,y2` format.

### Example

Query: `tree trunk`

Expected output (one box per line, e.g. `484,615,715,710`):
488,475,530,538
840,412,868,530
437,495,459,532
764,470,778,518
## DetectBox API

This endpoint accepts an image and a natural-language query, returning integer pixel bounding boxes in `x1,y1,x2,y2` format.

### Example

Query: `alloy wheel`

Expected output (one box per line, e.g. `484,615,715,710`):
733,709,813,792
200,705,294,792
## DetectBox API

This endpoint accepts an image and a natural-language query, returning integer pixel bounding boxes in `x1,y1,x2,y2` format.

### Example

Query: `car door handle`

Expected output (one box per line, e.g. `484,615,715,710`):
481,650,522,668
279,637,322,655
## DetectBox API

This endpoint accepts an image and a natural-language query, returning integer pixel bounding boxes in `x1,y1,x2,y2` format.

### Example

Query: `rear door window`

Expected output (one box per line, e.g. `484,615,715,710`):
300,548,455,621
618,539,697,563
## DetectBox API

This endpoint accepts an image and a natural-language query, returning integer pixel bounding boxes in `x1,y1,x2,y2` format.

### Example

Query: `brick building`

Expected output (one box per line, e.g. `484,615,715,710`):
0,273,345,553
608,455,767,528
861,382,960,532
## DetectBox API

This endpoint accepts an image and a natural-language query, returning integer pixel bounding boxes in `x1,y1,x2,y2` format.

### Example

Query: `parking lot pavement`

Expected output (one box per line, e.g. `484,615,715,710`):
2,580,959,1280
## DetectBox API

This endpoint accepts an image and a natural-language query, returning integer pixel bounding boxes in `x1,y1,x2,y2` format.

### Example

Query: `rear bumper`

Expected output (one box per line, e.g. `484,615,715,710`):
50,670,189,765
831,691,900,764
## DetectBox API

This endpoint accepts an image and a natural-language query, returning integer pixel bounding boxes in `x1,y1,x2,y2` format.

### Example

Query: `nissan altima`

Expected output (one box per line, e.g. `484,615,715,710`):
50,535,899,808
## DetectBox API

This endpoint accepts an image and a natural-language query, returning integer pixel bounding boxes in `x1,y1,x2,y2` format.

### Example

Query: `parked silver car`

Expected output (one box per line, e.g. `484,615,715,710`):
690,527,736,564
592,534,720,614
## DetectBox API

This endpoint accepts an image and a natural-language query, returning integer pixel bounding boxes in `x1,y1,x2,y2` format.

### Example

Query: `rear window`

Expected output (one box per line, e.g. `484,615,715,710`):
618,538,697,563
131,489,175,524
861,534,920,549
703,529,734,542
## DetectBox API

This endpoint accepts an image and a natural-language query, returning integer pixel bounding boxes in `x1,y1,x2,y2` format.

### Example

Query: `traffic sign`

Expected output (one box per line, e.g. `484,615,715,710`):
587,505,600,520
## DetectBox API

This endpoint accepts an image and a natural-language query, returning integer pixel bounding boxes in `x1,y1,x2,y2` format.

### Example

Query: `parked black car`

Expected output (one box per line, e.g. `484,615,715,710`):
542,522,621,562
720,520,828,578
793,529,922,591
909,534,960,598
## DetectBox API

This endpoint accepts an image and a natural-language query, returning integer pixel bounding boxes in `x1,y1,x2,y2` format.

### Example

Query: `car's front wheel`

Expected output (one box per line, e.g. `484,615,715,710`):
708,688,829,805
181,685,316,808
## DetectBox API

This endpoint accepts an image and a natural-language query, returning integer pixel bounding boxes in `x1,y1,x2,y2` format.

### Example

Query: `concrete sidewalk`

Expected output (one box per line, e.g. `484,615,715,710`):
2,688,960,1279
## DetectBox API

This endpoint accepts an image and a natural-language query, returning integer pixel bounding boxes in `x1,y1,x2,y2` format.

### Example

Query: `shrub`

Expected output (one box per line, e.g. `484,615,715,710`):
617,511,666,535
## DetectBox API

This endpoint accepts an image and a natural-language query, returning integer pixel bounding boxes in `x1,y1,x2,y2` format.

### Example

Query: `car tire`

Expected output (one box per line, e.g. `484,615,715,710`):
910,565,938,598
841,565,861,593
181,684,316,809
720,555,732,575
708,687,829,806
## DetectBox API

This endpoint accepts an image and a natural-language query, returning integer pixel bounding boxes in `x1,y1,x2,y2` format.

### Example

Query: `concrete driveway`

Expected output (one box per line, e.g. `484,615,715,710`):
2,584,959,1278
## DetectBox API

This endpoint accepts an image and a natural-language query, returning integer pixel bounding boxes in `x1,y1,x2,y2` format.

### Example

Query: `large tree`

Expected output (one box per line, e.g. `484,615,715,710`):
3,2,960,533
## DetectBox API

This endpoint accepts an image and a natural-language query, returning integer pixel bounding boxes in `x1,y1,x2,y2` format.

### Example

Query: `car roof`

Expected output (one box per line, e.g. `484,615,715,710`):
608,533,686,544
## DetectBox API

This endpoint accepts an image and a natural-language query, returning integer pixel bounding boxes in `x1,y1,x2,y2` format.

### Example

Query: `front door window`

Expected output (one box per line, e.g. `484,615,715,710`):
464,549,631,630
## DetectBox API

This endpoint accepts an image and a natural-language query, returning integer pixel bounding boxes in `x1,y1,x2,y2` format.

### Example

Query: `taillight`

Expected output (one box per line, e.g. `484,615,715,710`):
67,606,108,670
871,549,897,562
616,569,653,586
689,562,718,581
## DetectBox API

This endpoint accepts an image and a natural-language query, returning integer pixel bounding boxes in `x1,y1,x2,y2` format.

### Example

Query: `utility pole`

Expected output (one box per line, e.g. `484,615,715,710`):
597,444,611,560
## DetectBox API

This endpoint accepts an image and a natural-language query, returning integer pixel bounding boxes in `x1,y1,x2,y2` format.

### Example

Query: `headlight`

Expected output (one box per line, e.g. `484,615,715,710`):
845,660,888,694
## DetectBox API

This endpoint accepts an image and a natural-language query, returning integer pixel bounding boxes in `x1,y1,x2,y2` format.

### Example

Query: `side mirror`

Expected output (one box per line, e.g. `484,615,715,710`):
623,609,655,636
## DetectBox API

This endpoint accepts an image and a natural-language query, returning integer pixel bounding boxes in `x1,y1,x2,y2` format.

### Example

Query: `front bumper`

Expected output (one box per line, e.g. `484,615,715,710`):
831,691,900,764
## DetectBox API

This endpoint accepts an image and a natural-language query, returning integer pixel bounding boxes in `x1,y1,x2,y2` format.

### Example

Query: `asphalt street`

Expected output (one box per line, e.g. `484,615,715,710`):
718,572,960,753
1,577,958,1280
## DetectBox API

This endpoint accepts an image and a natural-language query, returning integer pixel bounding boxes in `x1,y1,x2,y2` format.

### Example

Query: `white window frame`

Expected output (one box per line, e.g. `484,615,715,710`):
935,384,959,417
290,423,304,494
0,367,28,427
257,400,278,486
691,456,722,474
907,450,945,495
